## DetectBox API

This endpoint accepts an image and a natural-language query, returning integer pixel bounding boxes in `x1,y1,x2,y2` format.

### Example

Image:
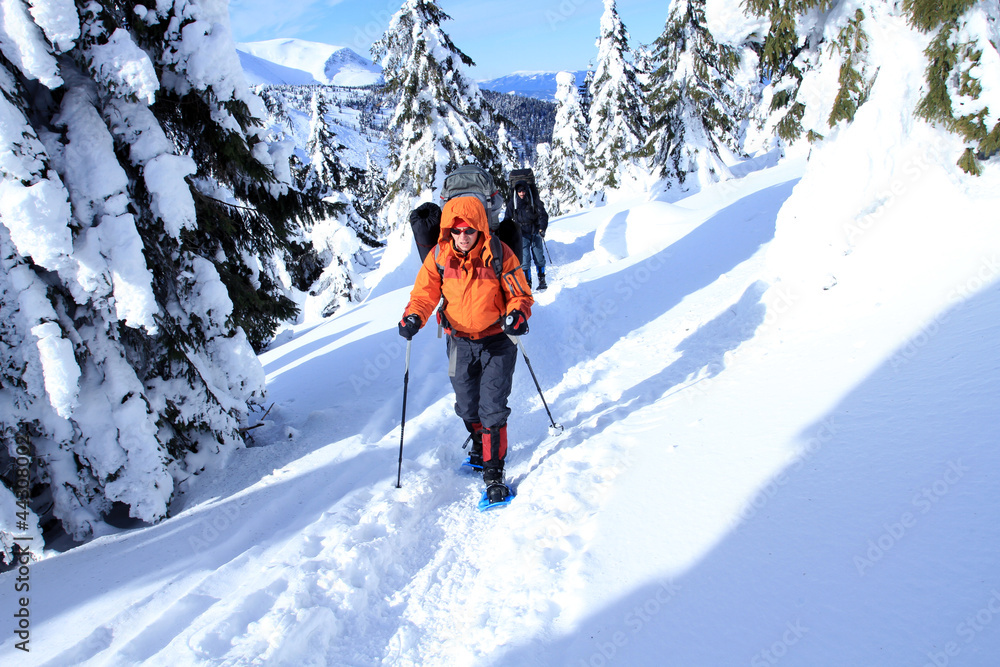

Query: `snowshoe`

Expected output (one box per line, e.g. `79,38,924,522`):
477,483,514,511
462,453,484,471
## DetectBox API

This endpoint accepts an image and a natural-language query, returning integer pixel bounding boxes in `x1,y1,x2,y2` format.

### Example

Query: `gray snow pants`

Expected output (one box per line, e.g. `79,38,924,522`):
447,332,517,429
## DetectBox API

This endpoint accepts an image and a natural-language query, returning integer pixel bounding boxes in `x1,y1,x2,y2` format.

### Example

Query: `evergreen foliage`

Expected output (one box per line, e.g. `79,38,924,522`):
0,0,324,553
907,2,1000,173
641,0,754,186
827,9,876,128
547,72,590,212
749,0,997,174
372,0,502,227
480,89,557,167
903,0,977,32
586,0,648,192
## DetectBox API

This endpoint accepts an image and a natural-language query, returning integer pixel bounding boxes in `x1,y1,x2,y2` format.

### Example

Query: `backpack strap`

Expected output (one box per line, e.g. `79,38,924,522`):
490,236,531,301
435,237,525,336
433,245,449,337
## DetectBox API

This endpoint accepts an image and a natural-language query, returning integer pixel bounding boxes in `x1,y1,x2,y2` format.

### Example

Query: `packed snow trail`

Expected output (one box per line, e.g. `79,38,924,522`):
7,155,1000,666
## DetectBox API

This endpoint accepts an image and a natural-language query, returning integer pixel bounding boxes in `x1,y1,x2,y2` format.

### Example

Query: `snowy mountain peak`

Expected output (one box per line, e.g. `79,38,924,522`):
237,38,383,87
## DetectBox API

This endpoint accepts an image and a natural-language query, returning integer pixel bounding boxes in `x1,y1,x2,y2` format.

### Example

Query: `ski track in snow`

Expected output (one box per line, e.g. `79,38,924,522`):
23,158,816,666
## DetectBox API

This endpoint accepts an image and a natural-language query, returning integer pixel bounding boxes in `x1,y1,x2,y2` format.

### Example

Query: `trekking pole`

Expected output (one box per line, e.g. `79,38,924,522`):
396,339,412,488
507,335,563,433
543,238,553,265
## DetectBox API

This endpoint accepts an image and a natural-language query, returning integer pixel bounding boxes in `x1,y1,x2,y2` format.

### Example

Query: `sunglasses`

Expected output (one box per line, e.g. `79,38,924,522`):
450,228,477,237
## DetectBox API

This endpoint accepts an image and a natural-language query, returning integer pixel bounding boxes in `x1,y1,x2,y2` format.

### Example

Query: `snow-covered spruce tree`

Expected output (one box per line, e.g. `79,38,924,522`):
276,91,374,319
905,0,1000,174
497,122,520,173
586,0,648,194
548,72,591,213
746,0,998,174
640,0,759,192
299,90,347,199
372,0,503,228
354,150,390,233
579,70,595,123
0,0,327,555
532,143,561,216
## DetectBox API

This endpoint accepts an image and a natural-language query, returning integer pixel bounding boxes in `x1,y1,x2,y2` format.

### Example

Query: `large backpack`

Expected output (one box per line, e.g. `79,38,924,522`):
440,165,504,232
507,168,535,189
409,164,522,263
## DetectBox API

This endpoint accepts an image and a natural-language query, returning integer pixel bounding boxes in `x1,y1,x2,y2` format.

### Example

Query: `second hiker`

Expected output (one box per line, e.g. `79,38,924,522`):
505,176,549,290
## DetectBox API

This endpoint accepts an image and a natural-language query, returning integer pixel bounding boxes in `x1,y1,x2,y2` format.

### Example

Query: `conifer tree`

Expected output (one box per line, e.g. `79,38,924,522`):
533,143,561,217
548,71,590,213
579,70,594,123
354,150,390,234
372,0,502,228
641,0,756,190
497,123,521,173
746,0,998,174
0,0,325,555
905,0,999,173
302,90,347,198
586,0,648,193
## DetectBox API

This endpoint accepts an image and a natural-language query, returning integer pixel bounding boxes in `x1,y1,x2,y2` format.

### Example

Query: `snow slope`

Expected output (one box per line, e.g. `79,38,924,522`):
4,151,1000,665
237,39,383,87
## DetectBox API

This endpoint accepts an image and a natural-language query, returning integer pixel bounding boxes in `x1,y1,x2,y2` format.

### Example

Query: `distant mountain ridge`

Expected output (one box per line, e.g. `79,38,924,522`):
235,38,586,99
237,38,383,87
478,71,588,101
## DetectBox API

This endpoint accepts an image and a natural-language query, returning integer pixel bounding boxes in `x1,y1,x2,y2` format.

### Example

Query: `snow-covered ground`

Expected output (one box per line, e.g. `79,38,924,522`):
4,150,1000,665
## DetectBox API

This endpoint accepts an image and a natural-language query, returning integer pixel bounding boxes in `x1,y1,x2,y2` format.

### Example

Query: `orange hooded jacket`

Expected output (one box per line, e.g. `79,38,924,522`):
404,196,533,339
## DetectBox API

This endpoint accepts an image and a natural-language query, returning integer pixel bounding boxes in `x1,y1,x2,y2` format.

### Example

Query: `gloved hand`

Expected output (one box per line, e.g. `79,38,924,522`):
503,310,528,336
540,230,546,239
398,314,421,339
409,202,441,227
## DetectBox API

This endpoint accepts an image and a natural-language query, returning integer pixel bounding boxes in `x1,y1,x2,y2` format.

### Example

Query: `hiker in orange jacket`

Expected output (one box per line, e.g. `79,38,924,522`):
398,196,533,504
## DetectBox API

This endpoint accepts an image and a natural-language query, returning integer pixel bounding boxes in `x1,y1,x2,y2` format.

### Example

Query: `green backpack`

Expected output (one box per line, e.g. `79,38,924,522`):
440,164,504,232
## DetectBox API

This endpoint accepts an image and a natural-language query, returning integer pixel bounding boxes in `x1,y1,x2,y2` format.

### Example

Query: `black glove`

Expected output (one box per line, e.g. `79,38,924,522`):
409,202,441,227
398,314,421,339
503,310,528,336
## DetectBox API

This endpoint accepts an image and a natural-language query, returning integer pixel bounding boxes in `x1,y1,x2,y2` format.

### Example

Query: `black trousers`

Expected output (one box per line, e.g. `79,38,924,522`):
447,333,517,429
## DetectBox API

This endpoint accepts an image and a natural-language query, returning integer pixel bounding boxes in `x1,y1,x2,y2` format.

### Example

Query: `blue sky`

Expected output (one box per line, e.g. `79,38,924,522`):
227,0,669,80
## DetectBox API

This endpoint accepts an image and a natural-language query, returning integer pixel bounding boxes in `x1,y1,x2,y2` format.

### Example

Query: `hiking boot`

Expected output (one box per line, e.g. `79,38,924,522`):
465,420,483,467
485,482,510,504
536,274,547,291
482,461,503,486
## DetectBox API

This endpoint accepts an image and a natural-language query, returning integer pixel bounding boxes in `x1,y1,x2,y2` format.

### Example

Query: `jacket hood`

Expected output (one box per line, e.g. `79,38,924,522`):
437,196,491,244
